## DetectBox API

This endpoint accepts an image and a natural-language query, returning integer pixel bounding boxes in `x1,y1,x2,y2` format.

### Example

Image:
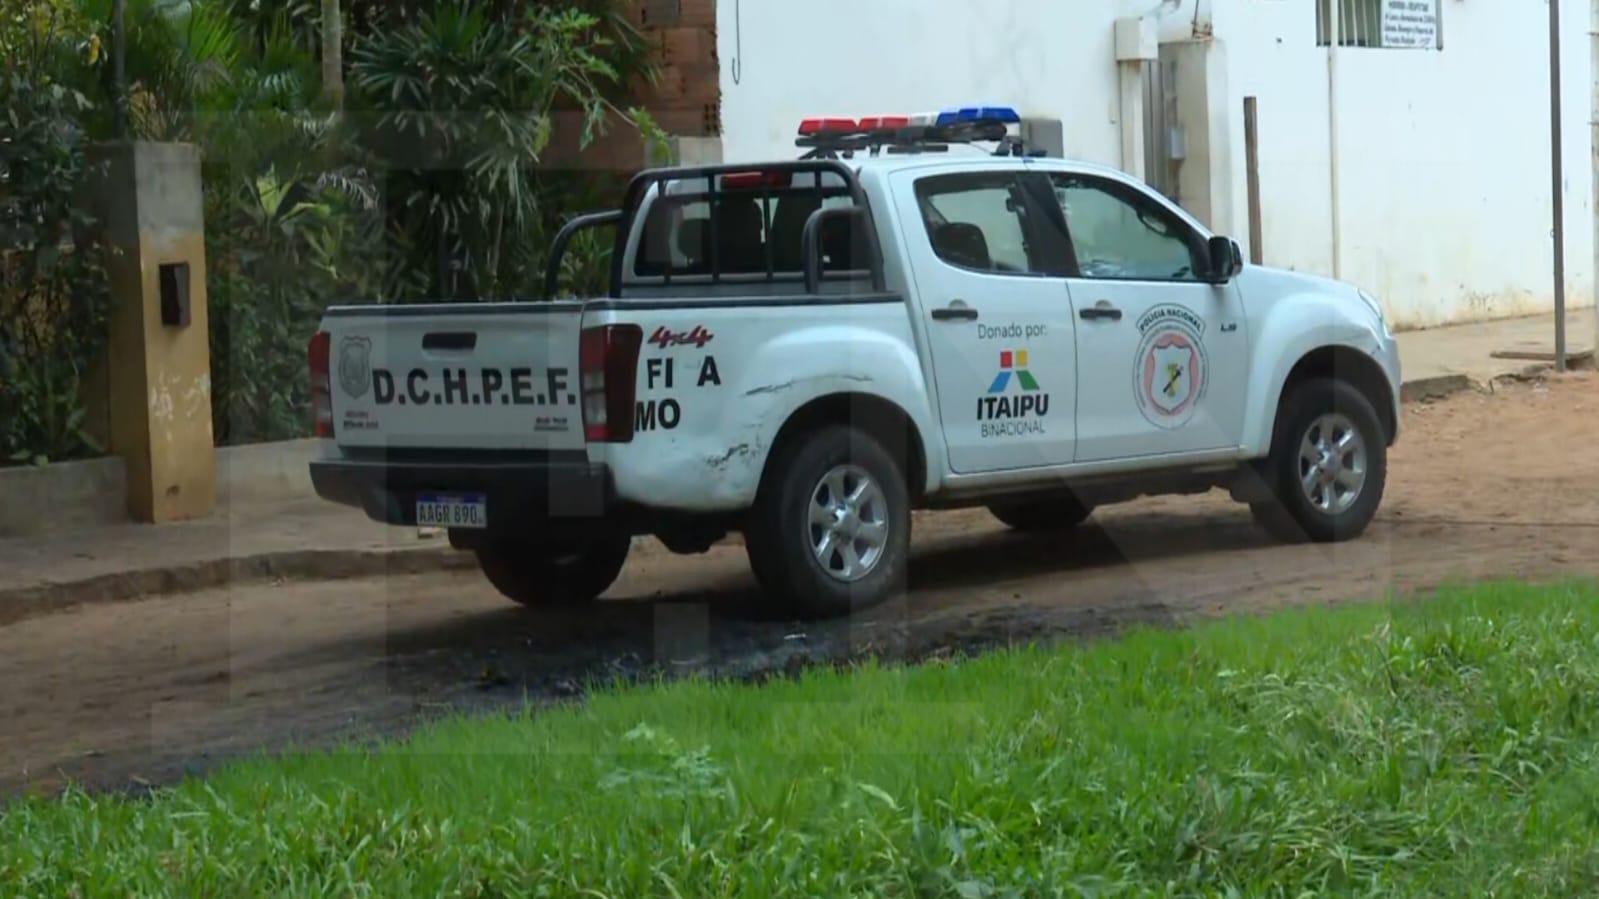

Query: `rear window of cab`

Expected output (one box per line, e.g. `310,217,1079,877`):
632,171,860,279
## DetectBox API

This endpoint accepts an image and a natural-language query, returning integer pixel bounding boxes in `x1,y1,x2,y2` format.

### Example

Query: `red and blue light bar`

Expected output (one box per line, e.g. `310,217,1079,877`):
797,105,1021,137
935,105,1022,127
797,116,865,136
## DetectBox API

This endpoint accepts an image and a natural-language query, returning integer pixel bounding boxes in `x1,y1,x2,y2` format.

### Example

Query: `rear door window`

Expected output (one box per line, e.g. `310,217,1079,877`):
912,171,1043,275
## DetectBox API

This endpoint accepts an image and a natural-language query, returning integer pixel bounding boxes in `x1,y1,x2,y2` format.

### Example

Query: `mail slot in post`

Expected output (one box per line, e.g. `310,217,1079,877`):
159,261,190,328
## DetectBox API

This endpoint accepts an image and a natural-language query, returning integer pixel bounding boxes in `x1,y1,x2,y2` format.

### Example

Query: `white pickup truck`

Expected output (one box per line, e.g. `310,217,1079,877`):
308,107,1400,618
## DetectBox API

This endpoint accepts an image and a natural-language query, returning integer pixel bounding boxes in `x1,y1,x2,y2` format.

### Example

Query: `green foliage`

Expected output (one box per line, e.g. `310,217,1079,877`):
3,0,659,452
542,222,614,298
123,0,652,442
0,0,104,90
9,582,1599,895
178,9,373,443
346,1,646,299
206,168,383,443
0,6,112,465
60,0,241,139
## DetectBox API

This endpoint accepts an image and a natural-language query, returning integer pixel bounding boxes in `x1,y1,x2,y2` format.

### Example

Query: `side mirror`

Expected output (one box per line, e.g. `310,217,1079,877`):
1205,235,1244,283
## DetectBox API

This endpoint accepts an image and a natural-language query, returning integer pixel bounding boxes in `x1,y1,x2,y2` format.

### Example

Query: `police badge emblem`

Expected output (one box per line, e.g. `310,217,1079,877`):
338,336,373,399
1132,305,1208,430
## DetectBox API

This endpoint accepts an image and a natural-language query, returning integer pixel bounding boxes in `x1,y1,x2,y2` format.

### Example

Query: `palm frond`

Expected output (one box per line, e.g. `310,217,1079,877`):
315,166,378,211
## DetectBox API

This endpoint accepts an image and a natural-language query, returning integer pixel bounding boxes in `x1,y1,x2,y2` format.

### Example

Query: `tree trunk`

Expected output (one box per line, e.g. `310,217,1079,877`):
320,0,344,110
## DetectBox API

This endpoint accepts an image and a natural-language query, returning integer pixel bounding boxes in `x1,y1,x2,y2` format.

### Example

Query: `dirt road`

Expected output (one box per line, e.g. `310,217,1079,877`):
4,373,1597,795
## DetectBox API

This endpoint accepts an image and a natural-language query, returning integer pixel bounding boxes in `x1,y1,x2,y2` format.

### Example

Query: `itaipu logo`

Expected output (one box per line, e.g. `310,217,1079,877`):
1133,304,1208,430
339,335,373,399
978,349,1049,435
987,349,1040,393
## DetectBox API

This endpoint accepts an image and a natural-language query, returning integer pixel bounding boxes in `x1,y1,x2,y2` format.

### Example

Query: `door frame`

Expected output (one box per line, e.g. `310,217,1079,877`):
888,163,1083,475
1030,166,1250,463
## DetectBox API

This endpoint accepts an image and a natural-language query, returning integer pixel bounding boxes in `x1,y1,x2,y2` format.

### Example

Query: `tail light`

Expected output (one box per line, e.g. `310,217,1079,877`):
307,330,334,438
580,324,643,443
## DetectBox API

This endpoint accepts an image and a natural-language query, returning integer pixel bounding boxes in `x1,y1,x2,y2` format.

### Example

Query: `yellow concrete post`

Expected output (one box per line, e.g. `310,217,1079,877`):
93,141,215,523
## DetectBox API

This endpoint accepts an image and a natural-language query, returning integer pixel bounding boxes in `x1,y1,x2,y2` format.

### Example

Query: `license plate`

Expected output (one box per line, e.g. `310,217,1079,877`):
416,493,487,529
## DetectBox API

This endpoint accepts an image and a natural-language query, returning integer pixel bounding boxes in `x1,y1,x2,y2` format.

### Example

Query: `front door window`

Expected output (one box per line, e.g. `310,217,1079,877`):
1052,176,1206,283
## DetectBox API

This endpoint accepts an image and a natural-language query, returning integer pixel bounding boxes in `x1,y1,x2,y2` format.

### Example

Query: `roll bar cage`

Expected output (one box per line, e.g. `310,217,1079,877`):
542,158,888,300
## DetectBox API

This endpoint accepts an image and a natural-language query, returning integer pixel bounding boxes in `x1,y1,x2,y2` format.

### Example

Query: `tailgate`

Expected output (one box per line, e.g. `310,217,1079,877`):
324,303,586,452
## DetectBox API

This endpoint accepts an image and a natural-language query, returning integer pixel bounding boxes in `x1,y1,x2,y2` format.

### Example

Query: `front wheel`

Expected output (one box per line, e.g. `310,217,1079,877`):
1253,377,1387,543
744,425,911,619
474,535,631,607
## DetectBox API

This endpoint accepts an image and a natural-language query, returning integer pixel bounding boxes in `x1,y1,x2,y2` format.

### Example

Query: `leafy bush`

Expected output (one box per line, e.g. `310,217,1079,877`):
4,0,657,452
206,169,384,444
0,9,112,465
346,2,648,301
202,0,657,442
172,6,387,444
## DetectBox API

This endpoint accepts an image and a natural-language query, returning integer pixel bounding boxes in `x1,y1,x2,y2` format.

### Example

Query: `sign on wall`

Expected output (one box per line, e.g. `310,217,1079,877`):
1381,0,1438,49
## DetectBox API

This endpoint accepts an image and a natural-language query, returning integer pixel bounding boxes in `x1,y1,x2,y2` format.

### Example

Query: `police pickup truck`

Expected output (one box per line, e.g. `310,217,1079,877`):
308,105,1400,618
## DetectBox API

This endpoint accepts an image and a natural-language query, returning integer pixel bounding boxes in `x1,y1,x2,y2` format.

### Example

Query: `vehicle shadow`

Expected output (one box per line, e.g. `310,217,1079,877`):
367,506,1268,695
902,508,1268,595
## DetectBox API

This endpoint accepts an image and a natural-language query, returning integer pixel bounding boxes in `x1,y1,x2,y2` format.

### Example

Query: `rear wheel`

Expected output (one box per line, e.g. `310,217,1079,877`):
1252,377,1387,543
988,496,1093,532
474,534,631,607
744,425,910,619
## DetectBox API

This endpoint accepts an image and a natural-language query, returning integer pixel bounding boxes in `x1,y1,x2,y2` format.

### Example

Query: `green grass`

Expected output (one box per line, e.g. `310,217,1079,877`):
7,582,1599,897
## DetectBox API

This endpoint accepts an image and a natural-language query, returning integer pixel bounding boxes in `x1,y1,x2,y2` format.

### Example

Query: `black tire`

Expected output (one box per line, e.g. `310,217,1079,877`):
744,425,911,619
474,535,631,607
1253,377,1387,543
988,496,1093,532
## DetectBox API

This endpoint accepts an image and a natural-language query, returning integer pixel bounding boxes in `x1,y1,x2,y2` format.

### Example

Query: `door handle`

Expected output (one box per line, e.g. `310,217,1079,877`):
1079,305,1122,322
931,304,979,322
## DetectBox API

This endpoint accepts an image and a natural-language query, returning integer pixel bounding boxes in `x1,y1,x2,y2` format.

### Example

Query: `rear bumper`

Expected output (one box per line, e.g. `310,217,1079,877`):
310,452,614,533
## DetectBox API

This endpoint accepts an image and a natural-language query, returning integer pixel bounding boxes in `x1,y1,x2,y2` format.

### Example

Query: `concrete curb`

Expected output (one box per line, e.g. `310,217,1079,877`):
0,546,477,629
1399,374,1474,404
1397,359,1583,404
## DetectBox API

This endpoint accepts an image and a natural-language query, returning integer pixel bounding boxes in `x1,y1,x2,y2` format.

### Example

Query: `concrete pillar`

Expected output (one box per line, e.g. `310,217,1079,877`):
1117,64,1147,180
1115,17,1159,180
1165,39,1238,238
92,141,216,523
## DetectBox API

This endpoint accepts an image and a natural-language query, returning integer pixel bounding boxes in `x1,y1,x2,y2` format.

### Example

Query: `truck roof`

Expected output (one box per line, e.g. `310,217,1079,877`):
649,104,1138,189
648,150,1135,191
844,149,1129,180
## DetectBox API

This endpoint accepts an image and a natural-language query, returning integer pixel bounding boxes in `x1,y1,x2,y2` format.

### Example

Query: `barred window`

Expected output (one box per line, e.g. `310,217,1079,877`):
1316,0,1441,50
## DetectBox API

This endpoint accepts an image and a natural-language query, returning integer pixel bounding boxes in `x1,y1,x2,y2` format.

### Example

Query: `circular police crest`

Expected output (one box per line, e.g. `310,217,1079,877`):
1132,305,1208,430
338,336,373,399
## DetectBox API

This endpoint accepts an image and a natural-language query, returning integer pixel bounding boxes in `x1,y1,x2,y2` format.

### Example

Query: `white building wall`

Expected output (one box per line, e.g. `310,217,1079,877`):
716,0,1594,329
715,0,1209,168
1218,0,1595,329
